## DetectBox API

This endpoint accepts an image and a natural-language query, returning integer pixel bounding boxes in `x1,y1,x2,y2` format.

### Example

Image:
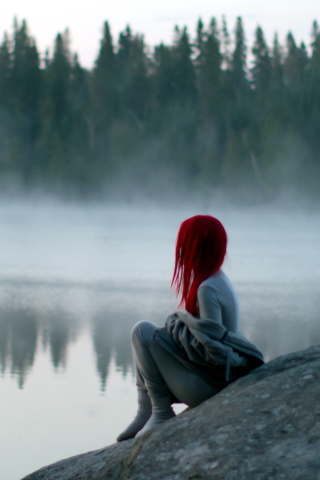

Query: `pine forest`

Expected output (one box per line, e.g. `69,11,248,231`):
0,17,320,202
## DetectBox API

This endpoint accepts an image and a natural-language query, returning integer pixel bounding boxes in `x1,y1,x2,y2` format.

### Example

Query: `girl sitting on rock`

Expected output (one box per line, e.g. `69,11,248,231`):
117,215,263,441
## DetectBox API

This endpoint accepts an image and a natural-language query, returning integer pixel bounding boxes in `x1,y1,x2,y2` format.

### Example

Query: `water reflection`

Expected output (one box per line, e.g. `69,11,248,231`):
0,303,82,387
92,311,133,390
0,306,38,388
92,311,114,390
42,308,81,370
0,279,174,390
0,278,320,390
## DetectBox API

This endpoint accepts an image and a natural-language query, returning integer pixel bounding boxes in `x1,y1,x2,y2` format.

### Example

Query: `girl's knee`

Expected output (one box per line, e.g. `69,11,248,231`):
131,320,157,343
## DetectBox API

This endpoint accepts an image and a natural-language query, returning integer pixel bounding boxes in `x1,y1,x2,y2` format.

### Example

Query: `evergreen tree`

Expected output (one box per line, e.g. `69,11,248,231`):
146,26,198,186
266,33,288,123
284,32,307,93
222,17,253,194
303,21,320,172
228,17,251,125
250,29,280,194
171,26,197,103
192,18,226,186
90,22,118,184
195,18,205,57
220,16,231,70
310,21,320,78
40,33,93,191
70,54,90,116
40,30,73,182
197,17,222,117
251,26,271,98
45,31,72,129
270,34,284,90
0,20,42,183
0,33,11,108
231,17,248,92
91,21,118,131
224,17,251,138
68,54,92,189
10,19,41,116
152,42,176,107
307,20,320,111
117,25,150,121
250,25,274,173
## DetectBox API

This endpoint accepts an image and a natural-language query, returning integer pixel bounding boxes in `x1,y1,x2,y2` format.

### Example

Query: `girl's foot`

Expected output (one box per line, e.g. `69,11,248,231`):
135,405,175,439
117,389,152,441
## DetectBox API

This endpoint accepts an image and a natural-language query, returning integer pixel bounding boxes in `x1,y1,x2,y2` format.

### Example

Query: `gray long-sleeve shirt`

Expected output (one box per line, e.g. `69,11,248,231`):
197,271,239,333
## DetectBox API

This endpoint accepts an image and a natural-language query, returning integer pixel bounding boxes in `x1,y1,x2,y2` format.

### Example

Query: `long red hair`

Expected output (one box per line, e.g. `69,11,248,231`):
171,215,227,316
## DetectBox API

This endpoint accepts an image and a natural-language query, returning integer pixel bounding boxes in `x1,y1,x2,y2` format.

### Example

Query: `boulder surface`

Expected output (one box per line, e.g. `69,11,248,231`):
22,344,320,480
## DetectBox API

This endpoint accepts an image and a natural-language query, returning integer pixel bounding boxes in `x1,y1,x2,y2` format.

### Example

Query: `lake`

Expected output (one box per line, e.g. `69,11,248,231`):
0,198,319,480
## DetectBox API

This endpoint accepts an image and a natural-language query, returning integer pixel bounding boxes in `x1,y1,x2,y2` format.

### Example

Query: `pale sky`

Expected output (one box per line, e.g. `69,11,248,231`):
1,0,319,68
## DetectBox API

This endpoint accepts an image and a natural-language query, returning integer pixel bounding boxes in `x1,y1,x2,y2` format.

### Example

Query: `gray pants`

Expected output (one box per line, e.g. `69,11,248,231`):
132,320,219,407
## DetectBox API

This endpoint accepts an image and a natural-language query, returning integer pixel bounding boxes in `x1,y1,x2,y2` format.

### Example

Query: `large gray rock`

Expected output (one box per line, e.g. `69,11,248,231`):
22,344,320,480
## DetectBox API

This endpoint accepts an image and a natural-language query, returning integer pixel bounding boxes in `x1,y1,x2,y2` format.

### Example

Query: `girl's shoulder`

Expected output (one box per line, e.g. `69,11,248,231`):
199,270,230,290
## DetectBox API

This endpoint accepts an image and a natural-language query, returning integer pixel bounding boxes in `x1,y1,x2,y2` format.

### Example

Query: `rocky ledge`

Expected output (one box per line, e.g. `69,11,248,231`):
22,344,320,480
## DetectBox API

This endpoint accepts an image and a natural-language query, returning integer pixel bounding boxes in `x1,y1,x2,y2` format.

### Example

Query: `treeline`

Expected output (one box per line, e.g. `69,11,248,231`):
0,17,320,200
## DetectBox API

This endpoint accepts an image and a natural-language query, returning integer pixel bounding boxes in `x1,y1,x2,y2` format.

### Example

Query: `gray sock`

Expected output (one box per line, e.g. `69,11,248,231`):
117,389,152,441
135,394,175,439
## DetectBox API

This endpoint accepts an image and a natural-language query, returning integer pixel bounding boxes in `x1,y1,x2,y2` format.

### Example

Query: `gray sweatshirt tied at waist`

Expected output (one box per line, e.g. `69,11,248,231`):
153,311,264,387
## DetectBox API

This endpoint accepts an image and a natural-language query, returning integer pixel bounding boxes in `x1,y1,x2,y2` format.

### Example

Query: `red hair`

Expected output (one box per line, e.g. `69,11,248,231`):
171,215,227,316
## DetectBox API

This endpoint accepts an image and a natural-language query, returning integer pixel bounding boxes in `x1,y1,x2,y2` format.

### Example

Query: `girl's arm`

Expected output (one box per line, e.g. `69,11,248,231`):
197,285,223,323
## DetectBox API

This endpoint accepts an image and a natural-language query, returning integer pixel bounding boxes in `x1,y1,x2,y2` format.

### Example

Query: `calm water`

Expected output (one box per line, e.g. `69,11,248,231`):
0,199,319,480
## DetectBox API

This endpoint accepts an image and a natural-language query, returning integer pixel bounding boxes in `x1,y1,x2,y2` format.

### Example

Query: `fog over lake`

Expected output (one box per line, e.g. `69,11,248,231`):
0,198,319,480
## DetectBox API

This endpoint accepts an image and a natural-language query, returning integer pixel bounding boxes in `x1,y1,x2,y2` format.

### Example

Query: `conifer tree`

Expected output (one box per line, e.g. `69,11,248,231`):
265,33,288,124
221,16,231,70
195,18,205,57
193,18,226,186
117,25,150,121
228,16,250,123
45,31,72,129
0,33,11,108
71,54,90,116
222,17,253,194
67,54,92,189
308,21,320,116
304,21,320,165
284,32,307,93
89,21,118,183
148,26,197,184
251,26,271,98
197,18,222,117
92,21,118,131
250,28,278,190
310,21,320,78
171,26,197,103
10,19,41,116
271,34,284,89
41,30,73,182
152,42,175,107
0,20,42,183
231,17,248,92
226,17,251,135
